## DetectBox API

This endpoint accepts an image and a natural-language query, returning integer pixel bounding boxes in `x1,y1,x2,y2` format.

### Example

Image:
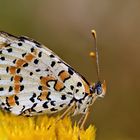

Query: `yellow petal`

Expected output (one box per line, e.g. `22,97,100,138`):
0,111,96,140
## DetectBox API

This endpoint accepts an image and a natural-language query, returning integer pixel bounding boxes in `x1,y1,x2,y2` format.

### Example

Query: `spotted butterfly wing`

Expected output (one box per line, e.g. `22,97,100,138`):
0,31,91,116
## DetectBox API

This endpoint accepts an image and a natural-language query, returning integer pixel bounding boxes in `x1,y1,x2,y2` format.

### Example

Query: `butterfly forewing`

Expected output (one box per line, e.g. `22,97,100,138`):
0,31,89,116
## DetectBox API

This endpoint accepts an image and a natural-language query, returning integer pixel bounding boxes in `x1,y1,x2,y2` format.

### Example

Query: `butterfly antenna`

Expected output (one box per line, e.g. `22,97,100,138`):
90,30,100,81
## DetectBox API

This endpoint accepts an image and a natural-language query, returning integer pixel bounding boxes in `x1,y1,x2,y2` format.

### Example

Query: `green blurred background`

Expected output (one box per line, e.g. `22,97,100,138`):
0,0,139,139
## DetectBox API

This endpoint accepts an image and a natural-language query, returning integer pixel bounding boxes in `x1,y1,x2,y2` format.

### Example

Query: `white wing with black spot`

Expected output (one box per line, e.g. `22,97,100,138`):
0,31,89,115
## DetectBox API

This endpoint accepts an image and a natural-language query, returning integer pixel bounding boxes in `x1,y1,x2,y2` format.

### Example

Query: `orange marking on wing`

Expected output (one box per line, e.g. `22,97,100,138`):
59,71,70,82
24,53,35,62
82,80,91,95
42,86,48,91
55,80,64,91
40,76,55,86
9,66,17,74
0,42,7,48
14,84,20,93
38,91,48,101
16,59,26,67
14,75,21,83
7,95,15,106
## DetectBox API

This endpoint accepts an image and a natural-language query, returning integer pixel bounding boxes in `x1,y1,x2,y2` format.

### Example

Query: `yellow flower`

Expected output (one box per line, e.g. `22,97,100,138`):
0,111,96,140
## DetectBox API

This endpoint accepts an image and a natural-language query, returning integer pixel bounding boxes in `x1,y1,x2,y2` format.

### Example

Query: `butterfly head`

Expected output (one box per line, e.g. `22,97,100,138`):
90,80,106,98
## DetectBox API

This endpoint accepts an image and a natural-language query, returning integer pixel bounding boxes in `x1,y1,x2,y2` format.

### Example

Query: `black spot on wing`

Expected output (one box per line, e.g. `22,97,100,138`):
50,108,57,112
0,87,4,91
77,82,82,87
4,107,11,112
30,72,33,76
68,68,74,75
22,53,26,57
9,86,13,92
20,77,23,82
31,103,37,112
70,85,74,90
38,85,42,90
13,59,16,64
20,85,24,91
6,67,9,73
36,69,41,72
38,52,42,57
15,95,19,105
50,54,55,58
50,101,56,106
45,68,49,72
20,105,25,113
59,104,65,108
23,63,28,67
76,89,79,93
61,95,66,100
67,92,73,95
34,59,39,64
16,68,21,73
31,47,35,52
0,57,5,61
57,61,62,63
7,48,12,53
10,77,13,81
30,93,36,103
51,61,56,67
43,101,49,108
18,42,22,46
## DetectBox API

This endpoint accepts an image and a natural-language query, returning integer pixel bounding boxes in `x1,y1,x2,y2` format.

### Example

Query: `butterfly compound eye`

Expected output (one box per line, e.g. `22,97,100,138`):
95,82,102,95
93,80,106,98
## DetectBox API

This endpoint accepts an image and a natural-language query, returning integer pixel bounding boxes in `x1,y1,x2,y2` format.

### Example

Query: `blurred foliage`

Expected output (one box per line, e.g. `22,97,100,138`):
0,0,140,139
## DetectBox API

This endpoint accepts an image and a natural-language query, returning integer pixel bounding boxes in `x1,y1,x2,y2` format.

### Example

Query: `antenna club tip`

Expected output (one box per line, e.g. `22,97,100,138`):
91,29,97,38
89,51,96,57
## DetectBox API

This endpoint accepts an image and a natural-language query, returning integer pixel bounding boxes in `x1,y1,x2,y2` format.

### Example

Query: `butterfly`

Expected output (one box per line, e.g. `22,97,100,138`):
0,30,106,129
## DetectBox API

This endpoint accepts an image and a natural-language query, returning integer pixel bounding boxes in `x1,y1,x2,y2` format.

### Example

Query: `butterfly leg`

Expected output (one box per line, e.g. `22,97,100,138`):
79,111,90,130
47,101,76,129
78,95,98,129
77,114,85,126
77,94,98,138
56,101,76,121
77,111,90,140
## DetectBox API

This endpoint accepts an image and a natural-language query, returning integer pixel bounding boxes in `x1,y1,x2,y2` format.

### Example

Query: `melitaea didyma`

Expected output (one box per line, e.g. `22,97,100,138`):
0,30,106,128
